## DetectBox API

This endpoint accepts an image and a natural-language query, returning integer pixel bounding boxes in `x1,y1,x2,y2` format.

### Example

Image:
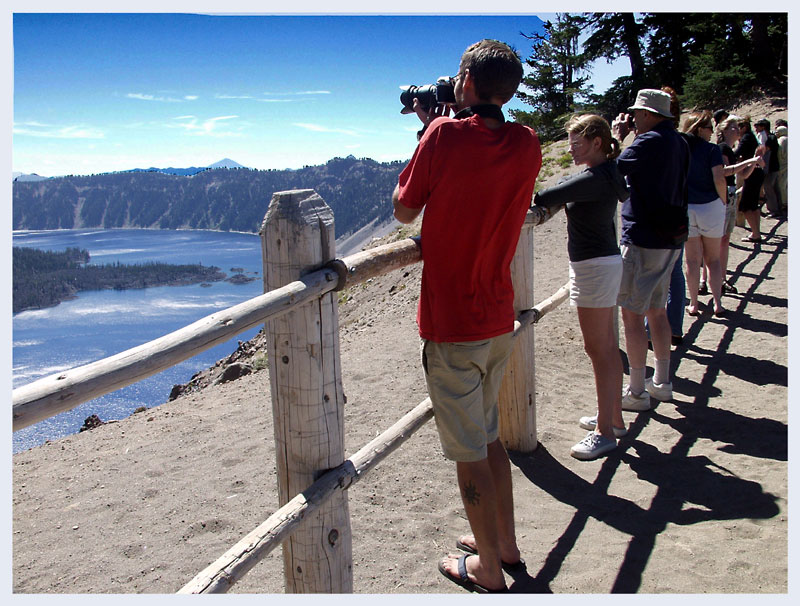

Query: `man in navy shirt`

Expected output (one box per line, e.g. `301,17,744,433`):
612,89,689,411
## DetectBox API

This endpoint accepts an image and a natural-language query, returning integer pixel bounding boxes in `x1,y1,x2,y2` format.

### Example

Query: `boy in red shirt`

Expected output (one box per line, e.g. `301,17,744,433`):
393,39,542,593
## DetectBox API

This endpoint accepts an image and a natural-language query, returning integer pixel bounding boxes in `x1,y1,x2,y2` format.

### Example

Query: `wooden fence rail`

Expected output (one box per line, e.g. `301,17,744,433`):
179,276,568,593
12,208,548,432
11,237,422,431
12,189,563,594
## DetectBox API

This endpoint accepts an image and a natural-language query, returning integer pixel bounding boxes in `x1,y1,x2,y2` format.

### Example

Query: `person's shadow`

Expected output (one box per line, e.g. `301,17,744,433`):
507,435,779,592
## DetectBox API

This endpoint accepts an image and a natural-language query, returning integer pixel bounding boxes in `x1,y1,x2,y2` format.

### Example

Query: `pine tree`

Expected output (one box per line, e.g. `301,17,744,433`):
511,14,592,142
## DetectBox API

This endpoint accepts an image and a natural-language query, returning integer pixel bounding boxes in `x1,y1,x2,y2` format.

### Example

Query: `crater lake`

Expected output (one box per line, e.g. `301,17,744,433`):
12,229,267,453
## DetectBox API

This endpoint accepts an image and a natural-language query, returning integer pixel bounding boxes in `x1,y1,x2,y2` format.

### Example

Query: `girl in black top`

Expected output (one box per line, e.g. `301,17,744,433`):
735,117,766,242
713,116,765,290
534,114,629,460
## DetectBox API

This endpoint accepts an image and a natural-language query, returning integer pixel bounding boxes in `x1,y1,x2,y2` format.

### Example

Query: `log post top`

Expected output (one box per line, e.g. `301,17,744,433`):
261,189,337,286
259,189,334,234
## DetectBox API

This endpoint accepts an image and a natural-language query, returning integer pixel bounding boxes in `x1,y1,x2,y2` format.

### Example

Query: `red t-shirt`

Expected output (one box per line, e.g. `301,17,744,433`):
397,113,542,342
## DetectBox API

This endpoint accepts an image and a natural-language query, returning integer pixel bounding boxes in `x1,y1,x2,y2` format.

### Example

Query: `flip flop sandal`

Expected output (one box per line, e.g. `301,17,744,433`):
438,553,509,594
455,539,527,573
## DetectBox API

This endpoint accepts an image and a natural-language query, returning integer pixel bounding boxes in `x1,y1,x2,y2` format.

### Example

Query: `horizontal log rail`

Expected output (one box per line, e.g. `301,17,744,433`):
12,238,421,431
513,282,570,336
179,275,569,594
11,186,567,593
179,397,435,593
12,207,556,432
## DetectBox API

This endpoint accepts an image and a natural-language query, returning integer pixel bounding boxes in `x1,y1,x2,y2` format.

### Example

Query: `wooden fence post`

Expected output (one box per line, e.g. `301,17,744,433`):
497,213,537,453
260,189,352,593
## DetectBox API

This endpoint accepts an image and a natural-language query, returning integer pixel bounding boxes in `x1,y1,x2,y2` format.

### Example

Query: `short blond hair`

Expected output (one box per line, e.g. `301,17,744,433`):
565,114,621,160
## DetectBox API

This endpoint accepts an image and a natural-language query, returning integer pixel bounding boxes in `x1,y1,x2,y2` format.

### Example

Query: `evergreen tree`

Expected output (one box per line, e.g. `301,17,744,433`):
575,12,786,115
511,14,592,142
581,13,646,86
577,12,647,117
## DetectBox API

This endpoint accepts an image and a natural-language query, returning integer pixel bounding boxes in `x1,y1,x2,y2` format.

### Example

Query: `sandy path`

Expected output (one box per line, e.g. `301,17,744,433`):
12,209,788,594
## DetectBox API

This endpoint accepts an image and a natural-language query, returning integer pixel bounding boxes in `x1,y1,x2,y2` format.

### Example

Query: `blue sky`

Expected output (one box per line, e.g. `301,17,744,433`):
12,10,632,177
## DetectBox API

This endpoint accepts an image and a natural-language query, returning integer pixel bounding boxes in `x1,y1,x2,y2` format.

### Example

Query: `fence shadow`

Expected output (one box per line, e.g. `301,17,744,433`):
507,221,787,593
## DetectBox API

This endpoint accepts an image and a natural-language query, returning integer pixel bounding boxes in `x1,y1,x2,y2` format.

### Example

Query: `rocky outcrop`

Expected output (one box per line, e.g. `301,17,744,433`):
168,329,268,401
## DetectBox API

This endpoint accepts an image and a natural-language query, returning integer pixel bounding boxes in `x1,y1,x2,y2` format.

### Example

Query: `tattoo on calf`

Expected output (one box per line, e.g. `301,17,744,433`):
462,480,481,506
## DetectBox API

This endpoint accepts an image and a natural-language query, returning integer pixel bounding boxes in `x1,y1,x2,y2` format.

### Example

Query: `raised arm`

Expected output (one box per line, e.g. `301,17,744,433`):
392,184,422,224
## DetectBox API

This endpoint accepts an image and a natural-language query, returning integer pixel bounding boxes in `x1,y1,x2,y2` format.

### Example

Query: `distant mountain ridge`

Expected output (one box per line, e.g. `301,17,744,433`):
127,157,247,176
12,155,405,239
14,158,248,180
13,172,50,182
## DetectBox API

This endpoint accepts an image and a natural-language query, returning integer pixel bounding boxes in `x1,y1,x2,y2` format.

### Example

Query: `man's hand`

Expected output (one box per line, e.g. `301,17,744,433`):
413,98,453,128
612,112,634,142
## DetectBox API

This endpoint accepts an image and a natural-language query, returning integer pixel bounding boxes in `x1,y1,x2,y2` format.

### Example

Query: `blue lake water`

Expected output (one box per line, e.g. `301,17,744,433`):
12,229,266,453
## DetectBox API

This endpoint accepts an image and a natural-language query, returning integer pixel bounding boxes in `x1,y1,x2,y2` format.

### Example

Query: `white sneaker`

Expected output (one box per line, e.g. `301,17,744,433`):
570,432,617,460
646,377,673,401
578,414,628,437
621,385,651,411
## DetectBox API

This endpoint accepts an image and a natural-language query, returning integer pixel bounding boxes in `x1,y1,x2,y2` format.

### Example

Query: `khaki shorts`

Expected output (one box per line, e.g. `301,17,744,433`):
421,332,515,462
617,244,682,315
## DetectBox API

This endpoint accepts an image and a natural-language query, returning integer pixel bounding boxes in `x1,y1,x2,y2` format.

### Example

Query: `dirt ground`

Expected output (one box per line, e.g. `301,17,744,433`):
11,98,789,596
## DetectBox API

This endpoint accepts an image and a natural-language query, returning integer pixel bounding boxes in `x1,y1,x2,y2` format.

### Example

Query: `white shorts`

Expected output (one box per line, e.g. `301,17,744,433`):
688,199,725,238
569,254,623,308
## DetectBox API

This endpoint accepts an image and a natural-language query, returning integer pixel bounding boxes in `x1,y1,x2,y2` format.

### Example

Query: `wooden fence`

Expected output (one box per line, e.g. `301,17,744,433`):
12,189,567,593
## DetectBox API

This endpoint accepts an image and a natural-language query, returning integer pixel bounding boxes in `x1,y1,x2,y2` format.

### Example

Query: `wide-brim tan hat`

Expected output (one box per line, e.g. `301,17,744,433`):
628,89,673,118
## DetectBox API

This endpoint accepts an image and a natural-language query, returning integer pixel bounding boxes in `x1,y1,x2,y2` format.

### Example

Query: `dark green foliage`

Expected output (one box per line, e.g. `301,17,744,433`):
513,14,591,142
580,13,647,86
12,246,225,314
588,75,639,122
682,51,757,109
13,157,404,237
520,12,787,138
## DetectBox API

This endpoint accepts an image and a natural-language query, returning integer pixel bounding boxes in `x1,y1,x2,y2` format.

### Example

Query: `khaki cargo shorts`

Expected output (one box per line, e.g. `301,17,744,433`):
421,331,515,462
617,244,682,315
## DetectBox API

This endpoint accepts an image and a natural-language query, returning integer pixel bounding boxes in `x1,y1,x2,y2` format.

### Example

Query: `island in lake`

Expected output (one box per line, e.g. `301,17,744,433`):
12,246,228,314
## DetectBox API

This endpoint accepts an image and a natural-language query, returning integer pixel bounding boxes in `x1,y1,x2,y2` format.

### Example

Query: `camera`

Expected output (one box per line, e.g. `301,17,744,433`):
399,76,456,114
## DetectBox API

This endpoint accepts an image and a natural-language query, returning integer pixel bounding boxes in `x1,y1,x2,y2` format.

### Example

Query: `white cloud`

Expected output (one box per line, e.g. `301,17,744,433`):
126,92,196,103
293,123,358,137
171,115,242,137
215,94,254,100
214,91,329,102
13,122,105,139
15,120,54,128
263,90,331,96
